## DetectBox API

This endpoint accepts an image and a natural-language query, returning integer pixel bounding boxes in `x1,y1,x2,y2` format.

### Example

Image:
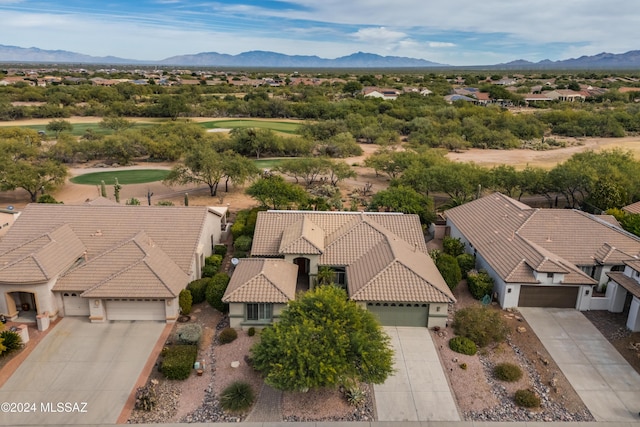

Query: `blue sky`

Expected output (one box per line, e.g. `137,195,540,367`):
0,0,636,66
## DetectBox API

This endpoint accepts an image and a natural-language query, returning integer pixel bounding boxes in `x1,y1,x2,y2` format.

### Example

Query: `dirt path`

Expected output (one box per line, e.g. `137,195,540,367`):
447,136,640,169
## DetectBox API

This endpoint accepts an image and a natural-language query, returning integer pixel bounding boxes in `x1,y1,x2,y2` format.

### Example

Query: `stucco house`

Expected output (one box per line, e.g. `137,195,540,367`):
223,210,455,329
0,207,20,237
445,193,640,331
0,201,227,323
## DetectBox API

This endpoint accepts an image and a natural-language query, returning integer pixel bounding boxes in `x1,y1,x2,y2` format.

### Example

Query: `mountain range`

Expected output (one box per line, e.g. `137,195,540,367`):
1,44,640,69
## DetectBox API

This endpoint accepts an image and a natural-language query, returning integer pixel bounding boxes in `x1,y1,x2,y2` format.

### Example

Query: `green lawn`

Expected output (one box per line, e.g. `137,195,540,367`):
254,158,297,169
70,169,170,185
199,120,300,134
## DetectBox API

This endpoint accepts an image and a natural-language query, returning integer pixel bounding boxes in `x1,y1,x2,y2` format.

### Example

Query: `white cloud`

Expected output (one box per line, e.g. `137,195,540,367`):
428,42,456,48
351,27,407,43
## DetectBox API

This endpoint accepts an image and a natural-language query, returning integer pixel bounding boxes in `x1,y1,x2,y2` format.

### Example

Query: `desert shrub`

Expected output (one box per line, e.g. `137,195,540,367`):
344,384,367,407
0,330,22,353
244,208,263,237
176,324,202,346
214,244,228,257
205,254,223,269
452,306,508,347
220,381,255,412
448,336,477,355
456,253,475,279
494,363,523,382
205,272,230,313
466,269,495,300
233,250,247,258
443,236,465,257
514,389,540,408
247,327,256,337
156,200,174,206
135,382,157,411
186,278,210,304
234,235,253,252
459,362,468,370
179,289,192,315
201,264,216,278
161,345,197,380
219,327,238,344
435,253,462,290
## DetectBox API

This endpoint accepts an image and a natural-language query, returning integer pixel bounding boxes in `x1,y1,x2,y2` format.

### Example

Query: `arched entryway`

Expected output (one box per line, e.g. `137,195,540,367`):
5,291,37,322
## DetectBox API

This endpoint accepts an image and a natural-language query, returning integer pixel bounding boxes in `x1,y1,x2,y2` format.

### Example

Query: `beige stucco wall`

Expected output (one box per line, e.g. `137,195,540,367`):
89,299,106,323
165,297,179,322
1,278,59,319
228,302,288,329
189,208,224,281
428,303,449,328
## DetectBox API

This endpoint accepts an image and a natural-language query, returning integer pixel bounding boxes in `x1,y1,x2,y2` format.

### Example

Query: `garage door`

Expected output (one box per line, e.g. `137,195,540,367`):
62,293,90,316
518,285,579,308
367,303,429,327
105,299,166,321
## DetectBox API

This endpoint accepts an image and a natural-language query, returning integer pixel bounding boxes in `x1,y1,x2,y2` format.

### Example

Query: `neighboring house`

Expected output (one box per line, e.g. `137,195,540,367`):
362,87,401,100
0,207,20,238
622,200,640,215
545,89,586,102
0,201,227,323
445,193,640,331
223,211,455,329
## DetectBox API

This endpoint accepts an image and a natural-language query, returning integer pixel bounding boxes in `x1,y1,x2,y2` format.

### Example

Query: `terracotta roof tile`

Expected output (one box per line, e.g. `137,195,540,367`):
278,217,325,255
607,272,640,299
223,258,297,303
0,224,85,283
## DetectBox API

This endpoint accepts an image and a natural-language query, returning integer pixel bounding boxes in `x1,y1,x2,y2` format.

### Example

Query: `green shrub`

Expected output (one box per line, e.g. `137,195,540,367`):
233,250,247,258
452,306,508,347
443,236,465,257
244,208,263,237
467,269,495,300
156,200,174,206
0,330,22,354
234,235,253,252
449,336,477,355
205,254,223,269
186,278,210,304
176,324,202,346
494,363,523,382
514,389,540,408
179,289,192,315
219,327,238,344
161,345,197,380
435,253,462,290
231,210,248,239
456,253,475,279
206,272,230,313
247,327,256,337
214,244,228,257
220,381,255,412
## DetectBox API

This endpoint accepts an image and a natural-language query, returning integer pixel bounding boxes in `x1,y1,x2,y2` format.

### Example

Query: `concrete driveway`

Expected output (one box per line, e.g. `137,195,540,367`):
0,317,165,425
520,307,640,422
374,327,460,421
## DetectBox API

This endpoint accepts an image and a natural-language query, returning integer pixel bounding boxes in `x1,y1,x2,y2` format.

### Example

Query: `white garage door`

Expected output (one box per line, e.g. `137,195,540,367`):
62,293,90,316
105,299,166,321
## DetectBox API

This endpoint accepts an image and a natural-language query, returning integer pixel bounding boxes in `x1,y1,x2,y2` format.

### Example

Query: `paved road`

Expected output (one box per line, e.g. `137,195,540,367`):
0,318,165,425
520,307,640,422
374,327,460,421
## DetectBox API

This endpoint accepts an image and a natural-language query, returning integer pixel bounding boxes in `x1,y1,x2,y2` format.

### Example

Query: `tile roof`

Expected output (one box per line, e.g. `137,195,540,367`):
607,272,640,299
222,258,297,303
0,224,85,283
249,211,454,304
278,217,324,255
56,232,188,298
0,202,220,297
446,193,640,285
623,200,640,214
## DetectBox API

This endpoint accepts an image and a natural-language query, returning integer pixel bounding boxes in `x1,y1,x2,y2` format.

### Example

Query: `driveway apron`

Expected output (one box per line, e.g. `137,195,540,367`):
0,317,165,425
374,326,460,421
520,307,640,422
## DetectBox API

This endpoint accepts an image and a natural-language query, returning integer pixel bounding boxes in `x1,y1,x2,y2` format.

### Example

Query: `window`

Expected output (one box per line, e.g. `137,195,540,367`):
246,303,273,322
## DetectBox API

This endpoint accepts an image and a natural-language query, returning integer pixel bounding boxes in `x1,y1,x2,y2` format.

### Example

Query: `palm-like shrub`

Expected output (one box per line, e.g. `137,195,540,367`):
220,381,255,412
